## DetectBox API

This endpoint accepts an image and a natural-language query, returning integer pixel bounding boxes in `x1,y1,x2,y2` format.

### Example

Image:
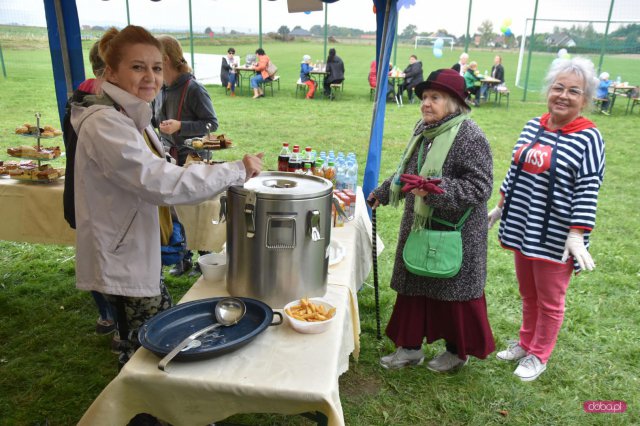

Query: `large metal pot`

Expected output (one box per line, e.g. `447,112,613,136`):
222,172,333,307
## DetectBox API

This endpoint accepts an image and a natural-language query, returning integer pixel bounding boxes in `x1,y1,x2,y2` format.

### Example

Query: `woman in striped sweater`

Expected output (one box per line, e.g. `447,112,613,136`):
488,57,605,382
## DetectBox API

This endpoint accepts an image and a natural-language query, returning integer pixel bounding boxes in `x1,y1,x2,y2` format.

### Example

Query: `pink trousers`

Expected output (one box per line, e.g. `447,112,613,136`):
514,251,573,363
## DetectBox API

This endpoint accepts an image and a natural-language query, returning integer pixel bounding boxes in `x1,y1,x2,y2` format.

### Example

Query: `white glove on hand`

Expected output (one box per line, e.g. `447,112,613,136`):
487,206,503,229
562,229,595,271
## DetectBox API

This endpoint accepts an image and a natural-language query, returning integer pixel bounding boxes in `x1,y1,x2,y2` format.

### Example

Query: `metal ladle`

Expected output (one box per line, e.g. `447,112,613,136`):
158,297,246,371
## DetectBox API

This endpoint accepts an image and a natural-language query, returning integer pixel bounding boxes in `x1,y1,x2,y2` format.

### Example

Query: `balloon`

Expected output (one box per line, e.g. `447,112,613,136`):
504,18,512,27
304,11,311,14
505,28,513,37
500,25,508,34
434,38,444,49
433,48,443,58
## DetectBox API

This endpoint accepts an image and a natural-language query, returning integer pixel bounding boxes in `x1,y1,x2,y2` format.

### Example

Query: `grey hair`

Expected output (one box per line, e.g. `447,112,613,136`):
543,56,598,106
442,91,470,115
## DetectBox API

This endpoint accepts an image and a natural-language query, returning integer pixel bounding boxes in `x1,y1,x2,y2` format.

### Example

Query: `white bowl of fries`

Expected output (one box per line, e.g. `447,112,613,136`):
283,297,336,334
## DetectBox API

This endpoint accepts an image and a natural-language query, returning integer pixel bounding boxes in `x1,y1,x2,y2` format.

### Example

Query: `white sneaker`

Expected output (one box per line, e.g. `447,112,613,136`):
514,354,547,381
497,341,527,362
380,347,424,370
426,350,467,372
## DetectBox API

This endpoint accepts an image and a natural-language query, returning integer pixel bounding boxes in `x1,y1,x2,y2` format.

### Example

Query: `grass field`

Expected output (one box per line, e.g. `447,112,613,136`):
0,35,639,425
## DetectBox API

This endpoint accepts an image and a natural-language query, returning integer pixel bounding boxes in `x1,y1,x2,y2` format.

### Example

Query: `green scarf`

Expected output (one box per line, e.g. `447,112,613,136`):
390,113,468,229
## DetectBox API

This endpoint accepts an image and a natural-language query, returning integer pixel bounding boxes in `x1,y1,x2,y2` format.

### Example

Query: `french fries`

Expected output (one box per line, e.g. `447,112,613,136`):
285,298,336,322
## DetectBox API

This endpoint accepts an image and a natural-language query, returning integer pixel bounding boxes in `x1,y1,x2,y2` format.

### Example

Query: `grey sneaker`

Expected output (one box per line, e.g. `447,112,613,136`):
426,350,467,372
514,354,546,381
380,347,424,370
497,341,527,362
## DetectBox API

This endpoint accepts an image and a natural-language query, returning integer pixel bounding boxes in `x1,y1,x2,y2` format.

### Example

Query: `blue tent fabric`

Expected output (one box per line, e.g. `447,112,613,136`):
44,0,85,125
363,0,398,217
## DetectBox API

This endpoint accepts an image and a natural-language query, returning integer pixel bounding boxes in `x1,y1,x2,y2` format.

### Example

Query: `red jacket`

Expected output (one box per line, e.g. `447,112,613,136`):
369,61,377,88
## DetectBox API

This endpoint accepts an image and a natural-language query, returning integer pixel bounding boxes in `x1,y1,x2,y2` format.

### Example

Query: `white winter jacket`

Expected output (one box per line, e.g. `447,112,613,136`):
71,82,245,297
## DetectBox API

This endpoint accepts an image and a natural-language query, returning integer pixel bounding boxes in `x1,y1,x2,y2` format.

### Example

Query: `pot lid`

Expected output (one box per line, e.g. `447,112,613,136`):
229,172,333,200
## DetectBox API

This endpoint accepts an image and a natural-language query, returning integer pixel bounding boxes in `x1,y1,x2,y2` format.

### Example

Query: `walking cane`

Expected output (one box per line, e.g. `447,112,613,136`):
368,199,382,340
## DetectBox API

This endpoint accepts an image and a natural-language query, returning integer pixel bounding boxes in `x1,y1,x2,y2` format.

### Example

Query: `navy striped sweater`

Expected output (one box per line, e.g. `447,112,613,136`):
498,114,605,271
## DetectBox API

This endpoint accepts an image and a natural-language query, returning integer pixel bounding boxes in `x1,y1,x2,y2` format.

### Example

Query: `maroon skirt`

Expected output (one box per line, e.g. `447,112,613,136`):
386,293,495,360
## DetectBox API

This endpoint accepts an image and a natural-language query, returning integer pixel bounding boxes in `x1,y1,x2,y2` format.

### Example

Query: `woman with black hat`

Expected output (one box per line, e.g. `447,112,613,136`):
368,68,495,372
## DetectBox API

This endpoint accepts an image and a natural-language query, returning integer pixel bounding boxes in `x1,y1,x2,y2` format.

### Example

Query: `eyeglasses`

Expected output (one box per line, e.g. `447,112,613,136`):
550,84,584,99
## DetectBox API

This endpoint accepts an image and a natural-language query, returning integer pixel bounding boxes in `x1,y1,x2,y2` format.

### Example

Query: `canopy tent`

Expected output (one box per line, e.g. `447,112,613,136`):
43,0,407,214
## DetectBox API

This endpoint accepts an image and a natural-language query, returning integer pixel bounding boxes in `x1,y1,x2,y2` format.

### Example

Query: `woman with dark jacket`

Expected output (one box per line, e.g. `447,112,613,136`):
323,48,345,98
220,47,238,96
397,55,424,103
156,35,218,166
368,69,495,372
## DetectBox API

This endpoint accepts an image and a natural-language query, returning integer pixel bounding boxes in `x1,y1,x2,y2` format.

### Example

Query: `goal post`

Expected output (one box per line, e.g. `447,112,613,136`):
414,36,454,51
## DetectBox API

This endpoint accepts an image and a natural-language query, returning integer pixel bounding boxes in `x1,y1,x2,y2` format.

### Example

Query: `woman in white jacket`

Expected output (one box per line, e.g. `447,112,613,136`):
71,25,263,365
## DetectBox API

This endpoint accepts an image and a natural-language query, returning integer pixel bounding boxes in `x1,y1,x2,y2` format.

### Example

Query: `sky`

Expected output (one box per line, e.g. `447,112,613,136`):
1,0,639,37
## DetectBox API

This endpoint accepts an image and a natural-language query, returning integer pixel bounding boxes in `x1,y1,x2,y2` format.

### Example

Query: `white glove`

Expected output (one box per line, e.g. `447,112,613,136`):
562,229,595,271
487,206,503,229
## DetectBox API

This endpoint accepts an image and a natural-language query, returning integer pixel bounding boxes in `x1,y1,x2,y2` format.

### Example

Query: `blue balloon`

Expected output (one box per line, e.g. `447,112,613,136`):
505,28,513,37
434,38,444,49
433,47,443,58
304,11,311,14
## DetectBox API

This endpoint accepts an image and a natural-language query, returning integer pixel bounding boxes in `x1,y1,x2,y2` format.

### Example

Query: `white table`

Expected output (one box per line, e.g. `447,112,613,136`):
0,178,76,245
78,188,383,426
0,177,224,252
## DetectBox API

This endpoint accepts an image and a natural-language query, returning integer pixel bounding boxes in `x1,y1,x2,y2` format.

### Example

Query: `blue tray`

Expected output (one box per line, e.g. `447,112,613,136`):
138,297,282,361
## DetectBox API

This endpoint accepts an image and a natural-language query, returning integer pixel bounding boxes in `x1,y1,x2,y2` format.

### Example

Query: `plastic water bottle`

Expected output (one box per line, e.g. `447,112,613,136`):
616,75,622,85
335,159,346,189
344,160,357,192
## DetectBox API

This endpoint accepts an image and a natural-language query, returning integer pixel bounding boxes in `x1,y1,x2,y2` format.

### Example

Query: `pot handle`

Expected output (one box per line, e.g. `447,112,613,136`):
270,311,284,326
244,191,257,238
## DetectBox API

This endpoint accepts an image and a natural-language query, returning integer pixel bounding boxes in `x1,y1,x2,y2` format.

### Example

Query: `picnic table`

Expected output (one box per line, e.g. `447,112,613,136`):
78,188,384,426
233,64,257,94
607,83,638,114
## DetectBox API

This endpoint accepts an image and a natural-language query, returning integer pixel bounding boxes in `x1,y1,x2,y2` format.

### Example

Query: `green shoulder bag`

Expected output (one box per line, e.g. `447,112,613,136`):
402,208,472,278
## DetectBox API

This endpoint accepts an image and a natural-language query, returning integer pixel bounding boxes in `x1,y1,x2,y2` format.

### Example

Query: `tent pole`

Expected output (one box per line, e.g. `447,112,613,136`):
53,0,73,100
0,43,7,78
597,0,615,75
464,0,472,53
189,0,195,75
126,0,130,26
259,0,263,49
323,4,328,61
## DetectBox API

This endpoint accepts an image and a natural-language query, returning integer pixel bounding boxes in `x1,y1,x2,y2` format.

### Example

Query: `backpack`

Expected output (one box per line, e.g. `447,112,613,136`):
62,91,119,229
161,219,187,266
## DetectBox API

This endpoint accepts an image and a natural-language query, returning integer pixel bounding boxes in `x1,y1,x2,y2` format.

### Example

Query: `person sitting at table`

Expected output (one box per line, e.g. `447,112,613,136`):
156,35,220,277
250,48,270,99
369,69,495,372
481,55,505,101
596,72,612,114
300,54,316,99
397,54,424,104
70,25,264,367
368,60,396,102
452,52,469,76
323,48,345,99
464,61,482,106
220,47,238,97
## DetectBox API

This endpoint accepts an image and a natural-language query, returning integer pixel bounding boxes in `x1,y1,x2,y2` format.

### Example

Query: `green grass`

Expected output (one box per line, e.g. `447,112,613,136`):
0,38,639,425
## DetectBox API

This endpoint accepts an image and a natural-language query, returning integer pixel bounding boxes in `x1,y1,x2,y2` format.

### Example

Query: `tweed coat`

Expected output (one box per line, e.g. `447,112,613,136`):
372,114,493,301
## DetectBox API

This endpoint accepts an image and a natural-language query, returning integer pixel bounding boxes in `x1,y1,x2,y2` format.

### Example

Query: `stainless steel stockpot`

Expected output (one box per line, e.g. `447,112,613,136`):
223,172,333,308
